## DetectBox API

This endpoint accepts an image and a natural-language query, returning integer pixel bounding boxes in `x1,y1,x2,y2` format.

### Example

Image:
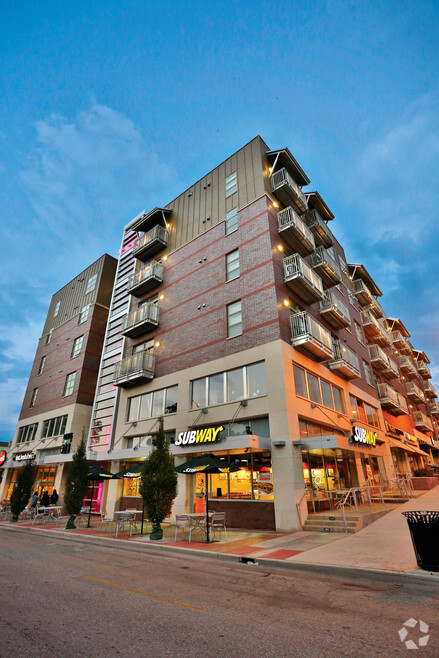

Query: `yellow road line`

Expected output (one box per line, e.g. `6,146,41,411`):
83,575,202,612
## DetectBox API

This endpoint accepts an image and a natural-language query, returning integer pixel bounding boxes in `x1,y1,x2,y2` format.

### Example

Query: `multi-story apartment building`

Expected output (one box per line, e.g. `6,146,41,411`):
85,136,437,532
0,254,117,504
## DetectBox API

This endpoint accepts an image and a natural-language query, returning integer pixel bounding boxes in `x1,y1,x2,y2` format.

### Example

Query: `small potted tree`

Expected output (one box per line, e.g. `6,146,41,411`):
10,459,36,522
140,418,177,540
64,438,89,529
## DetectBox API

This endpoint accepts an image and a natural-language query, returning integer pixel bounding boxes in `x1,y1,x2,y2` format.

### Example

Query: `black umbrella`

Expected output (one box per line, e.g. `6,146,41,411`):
174,454,240,543
87,466,119,528
114,462,147,534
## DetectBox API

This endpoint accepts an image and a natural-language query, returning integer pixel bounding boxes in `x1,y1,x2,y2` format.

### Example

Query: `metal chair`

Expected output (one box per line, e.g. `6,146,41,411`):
99,510,115,533
174,514,190,542
208,512,227,542
116,511,136,537
76,506,91,527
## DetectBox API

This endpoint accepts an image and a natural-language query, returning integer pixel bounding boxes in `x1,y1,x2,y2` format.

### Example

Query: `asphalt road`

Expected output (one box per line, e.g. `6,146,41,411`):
1,527,438,657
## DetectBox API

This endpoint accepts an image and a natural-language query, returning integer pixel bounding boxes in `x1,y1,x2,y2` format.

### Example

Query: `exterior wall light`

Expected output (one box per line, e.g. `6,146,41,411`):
163,255,168,261
273,201,279,208
283,299,290,307
159,294,165,301
155,341,161,348
277,244,283,252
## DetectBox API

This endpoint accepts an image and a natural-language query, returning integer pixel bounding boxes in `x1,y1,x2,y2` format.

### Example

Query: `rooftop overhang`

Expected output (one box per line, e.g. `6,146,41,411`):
347,263,382,297
413,349,430,364
266,148,310,187
305,191,335,221
171,434,272,456
385,318,411,338
129,207,172,234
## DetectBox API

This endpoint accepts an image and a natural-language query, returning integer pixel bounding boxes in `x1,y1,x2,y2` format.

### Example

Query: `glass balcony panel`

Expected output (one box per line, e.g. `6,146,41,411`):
113,352,155,387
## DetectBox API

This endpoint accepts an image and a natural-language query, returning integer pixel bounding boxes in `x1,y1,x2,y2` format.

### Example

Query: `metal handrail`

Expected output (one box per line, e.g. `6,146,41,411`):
290,310,333,353
271,168,308,209
283,254,324,294
320,290,350,323
277,207,315,246
133,225,168,256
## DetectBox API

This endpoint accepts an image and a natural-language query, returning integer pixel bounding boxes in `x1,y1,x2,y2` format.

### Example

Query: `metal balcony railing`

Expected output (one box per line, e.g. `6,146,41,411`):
417,361,432,379
277,207,315,255
424,382,437,399
127,262,164,296
113,352,155,387
412,410,433,432
405,381,425,402
352,279,375,307
328,340,360,379
303,209,334,247
428,402,439,418
377,383,408,415
320,290,351,328
133,225,169,261
310,246,342,286
397,356,417,378
122,303,159,337
271,168,308,213
290,311,334,360
368,345,399,379
390,331,411,355
283,254,324,302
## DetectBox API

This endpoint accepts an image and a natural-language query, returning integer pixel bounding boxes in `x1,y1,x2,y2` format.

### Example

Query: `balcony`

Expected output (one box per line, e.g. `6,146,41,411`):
377,383,408,416
352,279,375,308
360,310,390,346
370,297,385,319
283,254,324,304
121,304,159,338
398,356,417,379
412,410,433,433
424,382,437,399
328,340,361,380
271,168,308,214
303,209,334,248
132,225,169,262
417,361,432,379
127,262,164,297
311,247,341,288
368,345,399,379
277,207,315,256
405,381,425,404
319,290,351,329
428,403,439,419
113,352,155,388
290,311,334,361
390,331,412,355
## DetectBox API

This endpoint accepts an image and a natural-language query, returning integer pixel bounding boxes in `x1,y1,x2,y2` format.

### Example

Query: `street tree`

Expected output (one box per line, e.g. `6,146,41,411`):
10,459,36,522
140,418,177,540
64,437,89,529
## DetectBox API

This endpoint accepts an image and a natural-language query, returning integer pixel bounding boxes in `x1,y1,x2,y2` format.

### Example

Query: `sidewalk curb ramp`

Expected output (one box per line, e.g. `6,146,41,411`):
2,523,439,586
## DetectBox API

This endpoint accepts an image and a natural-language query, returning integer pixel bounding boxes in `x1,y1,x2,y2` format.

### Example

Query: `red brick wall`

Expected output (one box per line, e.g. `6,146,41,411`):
208,500,275,530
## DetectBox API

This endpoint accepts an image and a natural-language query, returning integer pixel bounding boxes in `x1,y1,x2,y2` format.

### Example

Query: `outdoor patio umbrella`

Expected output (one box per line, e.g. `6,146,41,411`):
174,453,240,543
87,466,119,528
114,462,147,534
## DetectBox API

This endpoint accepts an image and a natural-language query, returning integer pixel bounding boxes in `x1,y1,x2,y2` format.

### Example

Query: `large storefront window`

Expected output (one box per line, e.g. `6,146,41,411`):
7,465,57,500
193,453,273,508
127,385,178,422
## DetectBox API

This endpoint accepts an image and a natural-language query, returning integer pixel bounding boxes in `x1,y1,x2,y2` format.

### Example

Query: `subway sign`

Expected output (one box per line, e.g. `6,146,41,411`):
351,426,377,448
175,425,224,447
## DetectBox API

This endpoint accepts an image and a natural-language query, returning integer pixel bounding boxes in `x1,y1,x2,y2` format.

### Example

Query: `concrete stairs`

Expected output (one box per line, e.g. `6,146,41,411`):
302,508,391,534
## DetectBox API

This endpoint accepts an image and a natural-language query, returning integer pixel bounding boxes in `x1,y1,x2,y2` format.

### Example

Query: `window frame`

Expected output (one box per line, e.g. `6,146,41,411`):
79,304,90,324
53,301,60,317
71,335,84,358
225,207,238,235
226,249,240,282
30,388,38,408
38,356,46,375
225,171,237,197
227,300,242,338
63,372,76,397
85,273,98,294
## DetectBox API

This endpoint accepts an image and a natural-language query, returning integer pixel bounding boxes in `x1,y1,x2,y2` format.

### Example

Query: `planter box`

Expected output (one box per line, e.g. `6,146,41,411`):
412,477,439,491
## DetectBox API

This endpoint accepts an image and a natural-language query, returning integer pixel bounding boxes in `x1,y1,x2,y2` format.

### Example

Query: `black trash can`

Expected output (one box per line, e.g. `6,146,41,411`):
402,511,439,572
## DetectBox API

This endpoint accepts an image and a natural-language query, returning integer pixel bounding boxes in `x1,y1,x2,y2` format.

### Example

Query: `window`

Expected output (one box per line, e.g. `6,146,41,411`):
226,249,240,281
354,320,365,345
41,415,67,439
190,362,267,409
79,304,90,324
225,207,238,235
30,388,38,408
38,356,46,375
71,336,84,358
127,385,179,422
46,328,53,345
86,273,98,294
364,403,380,428
227,300,242,338
133,339,154,354
225,171,237,197
53,301,60,317
293,365,346,413
363,360,373,386
63,372,76,396
17,423,38,444
138,293,158,308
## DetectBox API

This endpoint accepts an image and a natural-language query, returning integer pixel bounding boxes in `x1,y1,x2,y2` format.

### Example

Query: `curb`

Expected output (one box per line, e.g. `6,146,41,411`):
2,523,439,585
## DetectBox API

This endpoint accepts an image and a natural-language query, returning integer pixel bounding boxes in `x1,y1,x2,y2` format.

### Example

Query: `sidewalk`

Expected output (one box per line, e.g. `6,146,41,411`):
2,487,438,577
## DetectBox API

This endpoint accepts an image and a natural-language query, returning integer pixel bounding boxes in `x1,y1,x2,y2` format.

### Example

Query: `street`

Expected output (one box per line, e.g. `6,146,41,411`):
0,527,438,657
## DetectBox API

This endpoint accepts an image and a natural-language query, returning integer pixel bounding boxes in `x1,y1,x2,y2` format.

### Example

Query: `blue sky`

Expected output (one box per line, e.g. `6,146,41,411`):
1,1,439,441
